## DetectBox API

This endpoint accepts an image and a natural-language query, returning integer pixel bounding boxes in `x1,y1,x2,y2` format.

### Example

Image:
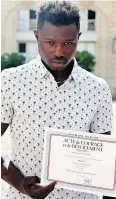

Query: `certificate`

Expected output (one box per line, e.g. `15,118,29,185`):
41,128,116,197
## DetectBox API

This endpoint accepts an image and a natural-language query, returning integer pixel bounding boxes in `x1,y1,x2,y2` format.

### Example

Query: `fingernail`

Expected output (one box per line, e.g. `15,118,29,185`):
53,181,57,185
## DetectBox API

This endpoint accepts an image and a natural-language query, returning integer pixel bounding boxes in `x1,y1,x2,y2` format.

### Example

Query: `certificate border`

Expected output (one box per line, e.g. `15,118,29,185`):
47,134,116,191
41,128,116,196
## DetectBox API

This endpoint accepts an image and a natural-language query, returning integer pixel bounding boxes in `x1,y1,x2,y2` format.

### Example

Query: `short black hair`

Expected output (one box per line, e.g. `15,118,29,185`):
37,0,80,32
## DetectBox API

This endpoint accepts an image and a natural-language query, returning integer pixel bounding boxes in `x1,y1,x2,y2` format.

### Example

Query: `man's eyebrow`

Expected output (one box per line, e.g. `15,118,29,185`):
44,38,76,41
64,39,76,41
44,38,55,40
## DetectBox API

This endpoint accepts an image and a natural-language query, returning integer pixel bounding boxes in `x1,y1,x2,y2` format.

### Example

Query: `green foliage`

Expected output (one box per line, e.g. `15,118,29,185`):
75,51,96,72
1,51,95,72
1,53,25,71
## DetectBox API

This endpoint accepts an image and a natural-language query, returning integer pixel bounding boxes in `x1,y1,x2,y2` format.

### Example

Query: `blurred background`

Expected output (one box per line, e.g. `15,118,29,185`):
1,0,116,198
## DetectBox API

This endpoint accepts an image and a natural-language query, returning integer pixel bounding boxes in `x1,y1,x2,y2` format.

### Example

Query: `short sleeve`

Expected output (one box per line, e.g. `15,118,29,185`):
1,69,13,124
90,80,112,134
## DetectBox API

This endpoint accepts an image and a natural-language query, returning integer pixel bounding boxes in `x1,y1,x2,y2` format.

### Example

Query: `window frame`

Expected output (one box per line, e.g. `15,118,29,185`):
18,42,26,53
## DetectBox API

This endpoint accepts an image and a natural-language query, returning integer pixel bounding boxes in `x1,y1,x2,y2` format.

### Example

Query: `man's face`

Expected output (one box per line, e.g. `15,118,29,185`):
34,22,80,71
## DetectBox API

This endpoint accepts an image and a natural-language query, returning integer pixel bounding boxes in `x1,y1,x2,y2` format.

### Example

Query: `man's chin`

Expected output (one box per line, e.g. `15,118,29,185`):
49,62,67,71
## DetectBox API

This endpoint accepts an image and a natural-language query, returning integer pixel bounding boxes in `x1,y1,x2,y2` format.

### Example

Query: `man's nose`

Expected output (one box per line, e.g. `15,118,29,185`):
54,45,64,57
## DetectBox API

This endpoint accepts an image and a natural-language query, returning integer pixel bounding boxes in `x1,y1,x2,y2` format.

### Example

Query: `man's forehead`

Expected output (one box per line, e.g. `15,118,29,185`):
39,22,78,40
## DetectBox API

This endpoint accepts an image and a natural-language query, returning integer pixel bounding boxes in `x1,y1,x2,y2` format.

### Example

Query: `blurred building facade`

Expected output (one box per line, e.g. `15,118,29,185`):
1,0,116,98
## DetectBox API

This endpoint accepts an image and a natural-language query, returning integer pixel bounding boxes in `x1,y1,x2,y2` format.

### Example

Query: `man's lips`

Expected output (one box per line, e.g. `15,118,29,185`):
50,60,66,64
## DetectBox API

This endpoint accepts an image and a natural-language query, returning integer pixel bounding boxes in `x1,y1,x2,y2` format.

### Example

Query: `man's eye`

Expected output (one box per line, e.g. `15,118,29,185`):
64,42,73,46
46,41,55,46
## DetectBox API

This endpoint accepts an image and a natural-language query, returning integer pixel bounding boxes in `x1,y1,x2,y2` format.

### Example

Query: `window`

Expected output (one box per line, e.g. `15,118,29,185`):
87,10,96,31
17,10,30,32
19,43,26,53
30,10,36,19
29,10,36,30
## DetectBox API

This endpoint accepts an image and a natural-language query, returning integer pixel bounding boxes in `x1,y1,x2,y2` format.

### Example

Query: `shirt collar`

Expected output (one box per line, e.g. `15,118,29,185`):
70,57,79,83
36,54,79,83
36,54,48,79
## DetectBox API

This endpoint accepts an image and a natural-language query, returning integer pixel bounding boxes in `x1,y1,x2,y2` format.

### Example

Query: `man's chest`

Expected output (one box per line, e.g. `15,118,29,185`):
12,81,98,132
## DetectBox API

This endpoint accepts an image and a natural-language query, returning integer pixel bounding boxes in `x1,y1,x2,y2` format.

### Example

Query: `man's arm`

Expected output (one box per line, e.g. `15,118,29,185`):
1,122,25,191
100,131,111,135
90,131,111,135
94,131,116,199
1,70,56,198
101,132,116,199
89,80,115,198
1,122,9,136
1,122,56,198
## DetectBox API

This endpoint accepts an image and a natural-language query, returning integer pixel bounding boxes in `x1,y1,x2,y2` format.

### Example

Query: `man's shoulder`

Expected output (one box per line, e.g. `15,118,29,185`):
1,58,37,80
78,66,109,90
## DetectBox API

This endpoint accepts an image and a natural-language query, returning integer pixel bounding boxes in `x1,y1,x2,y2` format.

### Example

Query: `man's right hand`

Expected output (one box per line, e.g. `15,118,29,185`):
19,175,56,199
1,160,56,199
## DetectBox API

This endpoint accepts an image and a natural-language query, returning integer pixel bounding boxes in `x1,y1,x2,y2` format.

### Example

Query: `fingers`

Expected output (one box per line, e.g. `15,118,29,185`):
23,178,56,198
32,181,56,198
42,182,56,198
44,181,56,189
28,181,56,190
24,176,40,188
35,176,41,183
40,181,56,198
42,185,54,198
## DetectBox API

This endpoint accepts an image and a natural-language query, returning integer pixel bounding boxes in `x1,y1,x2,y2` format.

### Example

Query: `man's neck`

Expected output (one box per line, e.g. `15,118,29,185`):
41,59,74,83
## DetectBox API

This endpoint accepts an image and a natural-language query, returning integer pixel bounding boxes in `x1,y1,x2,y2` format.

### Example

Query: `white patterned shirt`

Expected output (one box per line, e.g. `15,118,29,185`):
1,55,112,199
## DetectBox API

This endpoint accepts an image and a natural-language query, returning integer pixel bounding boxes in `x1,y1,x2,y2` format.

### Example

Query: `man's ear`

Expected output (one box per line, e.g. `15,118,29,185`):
33,29,39,41
78,32,82,39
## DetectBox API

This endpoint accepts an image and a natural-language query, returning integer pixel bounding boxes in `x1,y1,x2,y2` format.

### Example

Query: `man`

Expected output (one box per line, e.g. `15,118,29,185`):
1,1,113,199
